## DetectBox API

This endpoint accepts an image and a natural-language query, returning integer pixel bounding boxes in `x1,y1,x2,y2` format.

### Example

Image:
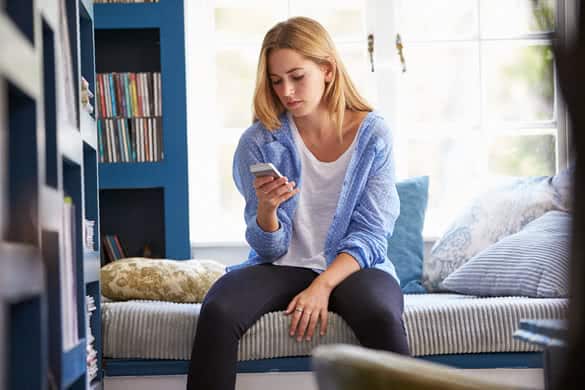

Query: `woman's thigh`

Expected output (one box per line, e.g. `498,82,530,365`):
329,268,409,353
200,264,317,330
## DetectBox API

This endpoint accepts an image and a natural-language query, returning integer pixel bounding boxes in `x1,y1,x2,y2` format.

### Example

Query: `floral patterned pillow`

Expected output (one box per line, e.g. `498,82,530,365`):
422,176,560,291
101,258,226,303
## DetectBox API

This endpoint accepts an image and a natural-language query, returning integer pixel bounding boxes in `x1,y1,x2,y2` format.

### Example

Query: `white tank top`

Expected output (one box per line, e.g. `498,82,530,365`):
274,113,359,271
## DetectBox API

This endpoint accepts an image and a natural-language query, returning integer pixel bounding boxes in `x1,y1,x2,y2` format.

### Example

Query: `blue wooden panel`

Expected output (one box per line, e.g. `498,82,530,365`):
94,3,161,29
79,2,96,106
62,340,87,388
83,144,99,250
8,296,46,390
99,162,168,189
159,0,190,259
7,82,38,245
103,352,543,376
421,352,543,369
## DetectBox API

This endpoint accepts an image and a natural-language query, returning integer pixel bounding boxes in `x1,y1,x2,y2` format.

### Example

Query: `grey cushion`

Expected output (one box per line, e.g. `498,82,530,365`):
441,211,571,298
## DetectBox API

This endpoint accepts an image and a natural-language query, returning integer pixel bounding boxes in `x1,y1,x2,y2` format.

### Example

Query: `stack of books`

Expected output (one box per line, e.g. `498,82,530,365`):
86,295,98,383
84,219,95,251
102,234,126,262
96,71,164,163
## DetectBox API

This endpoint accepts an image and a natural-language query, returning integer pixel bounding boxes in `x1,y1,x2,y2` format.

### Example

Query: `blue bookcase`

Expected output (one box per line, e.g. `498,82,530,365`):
94,0,190,261
1,0,101,388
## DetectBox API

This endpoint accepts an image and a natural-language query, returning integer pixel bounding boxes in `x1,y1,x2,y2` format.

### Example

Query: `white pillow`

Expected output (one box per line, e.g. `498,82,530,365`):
422,177,559,291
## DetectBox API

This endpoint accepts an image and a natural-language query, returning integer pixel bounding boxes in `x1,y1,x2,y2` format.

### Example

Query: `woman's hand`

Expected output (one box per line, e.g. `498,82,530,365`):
254,176,299,212
254,176,299,232
285,280,332,341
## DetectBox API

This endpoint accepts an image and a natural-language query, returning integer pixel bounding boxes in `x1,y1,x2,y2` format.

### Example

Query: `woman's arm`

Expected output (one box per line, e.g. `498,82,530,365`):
233,130,295,260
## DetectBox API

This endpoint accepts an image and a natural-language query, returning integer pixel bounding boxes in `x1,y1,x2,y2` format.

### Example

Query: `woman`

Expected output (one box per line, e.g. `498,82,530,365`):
187,16,409,390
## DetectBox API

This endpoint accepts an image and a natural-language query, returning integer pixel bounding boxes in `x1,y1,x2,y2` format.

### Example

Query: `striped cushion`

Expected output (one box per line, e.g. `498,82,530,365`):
102,293,567,360
441,211,571,298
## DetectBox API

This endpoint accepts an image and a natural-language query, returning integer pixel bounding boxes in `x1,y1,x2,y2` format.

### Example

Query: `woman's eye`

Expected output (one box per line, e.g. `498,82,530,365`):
292,75,304,81
271,79,282,85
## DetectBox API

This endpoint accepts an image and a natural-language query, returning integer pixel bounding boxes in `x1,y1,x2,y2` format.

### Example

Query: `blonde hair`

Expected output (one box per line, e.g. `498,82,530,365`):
253,16,372,139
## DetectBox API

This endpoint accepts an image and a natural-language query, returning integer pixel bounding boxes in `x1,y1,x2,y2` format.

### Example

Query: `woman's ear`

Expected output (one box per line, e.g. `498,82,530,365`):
322,59,336,83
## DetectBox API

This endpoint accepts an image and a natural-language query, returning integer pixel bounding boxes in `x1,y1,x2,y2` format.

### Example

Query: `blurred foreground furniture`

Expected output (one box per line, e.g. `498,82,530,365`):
312,344,536,390
514,319,568,390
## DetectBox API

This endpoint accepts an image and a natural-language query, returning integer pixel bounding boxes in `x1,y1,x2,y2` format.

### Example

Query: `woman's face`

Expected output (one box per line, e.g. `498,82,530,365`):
267,48,332,117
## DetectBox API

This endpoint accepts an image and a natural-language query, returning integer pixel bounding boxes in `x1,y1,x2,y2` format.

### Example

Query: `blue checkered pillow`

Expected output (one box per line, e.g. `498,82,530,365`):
440,211,570,298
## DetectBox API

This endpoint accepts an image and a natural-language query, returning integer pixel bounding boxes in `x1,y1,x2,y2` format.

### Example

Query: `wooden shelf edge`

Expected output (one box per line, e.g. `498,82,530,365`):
84,250,101,283
80,0,95,21
62,339,87,388
94,3,161,29
60,123,83,165
0,13,40,98
81,110,98,150
0,242,44,301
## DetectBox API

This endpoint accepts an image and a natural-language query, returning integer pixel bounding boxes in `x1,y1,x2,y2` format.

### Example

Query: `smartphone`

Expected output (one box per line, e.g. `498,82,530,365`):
249,162,283,178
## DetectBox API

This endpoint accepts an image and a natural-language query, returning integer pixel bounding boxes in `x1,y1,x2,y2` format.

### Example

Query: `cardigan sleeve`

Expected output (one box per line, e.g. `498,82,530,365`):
232,129,292,261
335,122,400,269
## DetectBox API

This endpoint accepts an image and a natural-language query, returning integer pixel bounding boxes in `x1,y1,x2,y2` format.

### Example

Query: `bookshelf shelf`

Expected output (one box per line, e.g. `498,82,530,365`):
95,0,190,261
0,13,39,98
62,339,87,388
2,1,101,388
60,124,84,166
95,3,161,29
99,161,167,189
81,110,98,150
84,250,101,283
0,242,44,300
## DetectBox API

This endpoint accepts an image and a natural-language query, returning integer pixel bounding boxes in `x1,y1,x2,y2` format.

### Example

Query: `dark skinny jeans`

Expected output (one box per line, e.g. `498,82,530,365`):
187,264,409,390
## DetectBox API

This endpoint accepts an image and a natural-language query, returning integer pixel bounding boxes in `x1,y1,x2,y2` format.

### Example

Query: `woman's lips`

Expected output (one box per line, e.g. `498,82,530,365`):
286,100,303,109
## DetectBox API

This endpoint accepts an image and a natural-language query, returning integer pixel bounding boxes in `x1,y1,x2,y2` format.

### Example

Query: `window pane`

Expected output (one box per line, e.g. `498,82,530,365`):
483,42,554,123
407,135,486,235
480,0,555,38
397,0,478,41
399,44,479,128
214,0,287,42
489,133,556,176
290,0,365,41
216,47,259,129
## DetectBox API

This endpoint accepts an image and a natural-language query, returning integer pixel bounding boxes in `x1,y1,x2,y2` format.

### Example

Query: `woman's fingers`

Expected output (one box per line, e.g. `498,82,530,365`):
259,177,288,194
305,311,320,341
296,310,312,341
289,308,303,336
319,310,328,336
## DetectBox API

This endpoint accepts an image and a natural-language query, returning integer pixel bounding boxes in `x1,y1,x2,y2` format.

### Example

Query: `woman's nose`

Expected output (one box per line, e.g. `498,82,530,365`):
282,81,294,97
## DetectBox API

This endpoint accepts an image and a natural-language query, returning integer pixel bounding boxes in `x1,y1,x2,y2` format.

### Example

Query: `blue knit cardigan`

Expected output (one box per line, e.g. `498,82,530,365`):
228,111,400,282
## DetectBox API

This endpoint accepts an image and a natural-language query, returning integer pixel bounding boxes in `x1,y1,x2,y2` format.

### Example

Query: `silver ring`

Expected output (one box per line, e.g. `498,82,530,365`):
295,307,304,313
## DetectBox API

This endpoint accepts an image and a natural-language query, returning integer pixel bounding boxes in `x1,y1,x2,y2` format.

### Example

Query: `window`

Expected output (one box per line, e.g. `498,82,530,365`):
186,0,568,245
391,0,564,237
187,0,372,245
